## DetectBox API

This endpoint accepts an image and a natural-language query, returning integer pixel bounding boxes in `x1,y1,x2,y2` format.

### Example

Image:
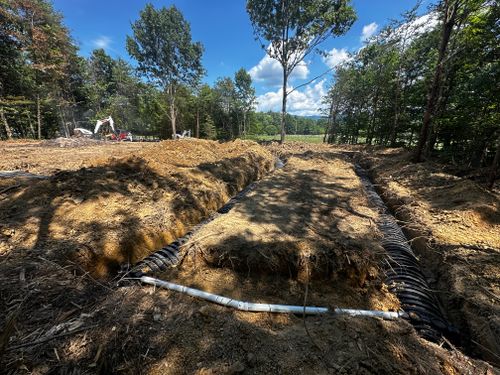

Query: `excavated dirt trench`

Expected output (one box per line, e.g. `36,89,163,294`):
0,139,274,278
133,143,495,374
352,146,500,367
161,148,399,311
1,141,497,374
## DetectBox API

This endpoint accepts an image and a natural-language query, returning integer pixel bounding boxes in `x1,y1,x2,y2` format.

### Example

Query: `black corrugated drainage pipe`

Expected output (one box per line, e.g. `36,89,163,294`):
355,164,459,342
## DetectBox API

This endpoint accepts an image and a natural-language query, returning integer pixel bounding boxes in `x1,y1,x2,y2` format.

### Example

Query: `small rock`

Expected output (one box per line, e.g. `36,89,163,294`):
153,313,162,321
199,305,211,317
246,353,255,366
409,311,421,321
227,361,245,374
73,197,84,204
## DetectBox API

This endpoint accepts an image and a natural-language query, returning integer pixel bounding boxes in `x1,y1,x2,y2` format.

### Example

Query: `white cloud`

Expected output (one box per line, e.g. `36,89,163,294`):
92,36,112,50
249,54,309,88
361,22,378,42
256,79,327,116
409,12,439,35
386,12,439,46
323,48,350,69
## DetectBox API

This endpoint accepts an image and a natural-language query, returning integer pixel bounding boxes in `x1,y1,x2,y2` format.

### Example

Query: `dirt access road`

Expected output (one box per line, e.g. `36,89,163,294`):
0,140,498,374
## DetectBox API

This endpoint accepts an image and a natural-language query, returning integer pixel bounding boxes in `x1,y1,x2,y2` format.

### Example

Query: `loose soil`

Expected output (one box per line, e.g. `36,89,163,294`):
0,139,273,277
0,140,497,374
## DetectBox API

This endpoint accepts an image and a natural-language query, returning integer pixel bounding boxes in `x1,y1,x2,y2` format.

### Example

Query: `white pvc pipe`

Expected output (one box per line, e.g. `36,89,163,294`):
333,308,405,320
140,276,406,319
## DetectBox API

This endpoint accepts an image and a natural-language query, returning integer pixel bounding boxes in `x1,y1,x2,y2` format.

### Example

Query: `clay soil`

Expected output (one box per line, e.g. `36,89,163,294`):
0,140,497,374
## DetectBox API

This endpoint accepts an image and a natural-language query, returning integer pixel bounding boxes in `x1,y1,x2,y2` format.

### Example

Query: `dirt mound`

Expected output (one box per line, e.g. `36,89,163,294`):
356,146,500,366
0,139,273,277
187,151,384,286
0,139,149,175
41,137,106,148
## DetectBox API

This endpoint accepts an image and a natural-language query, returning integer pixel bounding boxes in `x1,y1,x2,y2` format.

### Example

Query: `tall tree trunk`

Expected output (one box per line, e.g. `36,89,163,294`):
488,132,500,189
168,86,177,138
243,111,247,137
26,111,35,138
414,0,457,162
323,122,329,143
426,60,457,155
367,92,379,145
0,107,13,139
59,105,69,137
37,94,41,139
328,111,339,144
195,108,200,138
390,90,400,147
280,69,288,144
324,101,334,143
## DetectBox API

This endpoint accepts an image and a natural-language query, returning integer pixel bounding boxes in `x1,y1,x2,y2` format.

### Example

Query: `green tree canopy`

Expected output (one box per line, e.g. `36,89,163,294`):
127,4,204,137
246,0,356,143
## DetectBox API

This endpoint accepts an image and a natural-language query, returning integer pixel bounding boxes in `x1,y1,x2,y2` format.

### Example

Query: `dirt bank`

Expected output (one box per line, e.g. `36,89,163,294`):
182,145,394,304
0,139,273,277
356,146,500,366
0,141,496,374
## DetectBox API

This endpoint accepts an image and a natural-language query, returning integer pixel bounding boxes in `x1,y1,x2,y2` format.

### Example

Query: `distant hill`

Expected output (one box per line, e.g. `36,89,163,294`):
303,115,324,120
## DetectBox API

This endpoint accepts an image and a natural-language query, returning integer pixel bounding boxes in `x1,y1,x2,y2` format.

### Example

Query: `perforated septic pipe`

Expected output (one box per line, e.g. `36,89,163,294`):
354,164,458,342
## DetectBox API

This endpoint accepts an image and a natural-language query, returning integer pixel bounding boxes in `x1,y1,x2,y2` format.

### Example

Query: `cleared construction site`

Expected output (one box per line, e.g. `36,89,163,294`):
0,139,499,374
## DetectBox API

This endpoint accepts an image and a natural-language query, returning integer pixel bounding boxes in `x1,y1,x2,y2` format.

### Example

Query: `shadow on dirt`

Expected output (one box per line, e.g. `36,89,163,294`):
192,150,383,282
0,149,494,373
2,241,486,374
0,151,271,276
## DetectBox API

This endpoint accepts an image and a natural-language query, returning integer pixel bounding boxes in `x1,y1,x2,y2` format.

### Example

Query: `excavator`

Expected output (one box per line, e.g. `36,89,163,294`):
73,116,132,141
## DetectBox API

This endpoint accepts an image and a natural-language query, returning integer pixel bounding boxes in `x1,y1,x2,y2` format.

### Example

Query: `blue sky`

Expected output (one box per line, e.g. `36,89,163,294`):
53,0,433,115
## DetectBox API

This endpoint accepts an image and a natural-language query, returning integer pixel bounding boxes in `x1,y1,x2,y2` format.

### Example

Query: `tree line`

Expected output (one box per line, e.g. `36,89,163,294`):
0,0,331,141
0,1,245,139
323,0,499,179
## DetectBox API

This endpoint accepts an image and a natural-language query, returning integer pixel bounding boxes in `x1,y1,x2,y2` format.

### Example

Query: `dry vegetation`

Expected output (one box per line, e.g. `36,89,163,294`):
0,140,498,374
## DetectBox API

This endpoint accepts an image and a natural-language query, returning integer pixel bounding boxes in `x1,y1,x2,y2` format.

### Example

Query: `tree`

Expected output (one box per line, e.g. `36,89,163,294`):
246,0,356,143
202,114,217,140
127,4,204,138
0,0,82,139
386,4,423,147
413,0,485,162
85,49,114,114
414,0,459,162
195,84,214,138
323,1,498,185
234,68,256,137
212,77,238,139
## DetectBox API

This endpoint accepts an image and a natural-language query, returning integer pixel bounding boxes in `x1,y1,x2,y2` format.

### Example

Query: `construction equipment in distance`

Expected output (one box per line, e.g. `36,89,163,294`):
73,116,132,141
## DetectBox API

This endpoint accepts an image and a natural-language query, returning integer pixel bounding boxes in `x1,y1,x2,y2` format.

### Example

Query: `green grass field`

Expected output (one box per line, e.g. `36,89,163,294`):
242,134,324,143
